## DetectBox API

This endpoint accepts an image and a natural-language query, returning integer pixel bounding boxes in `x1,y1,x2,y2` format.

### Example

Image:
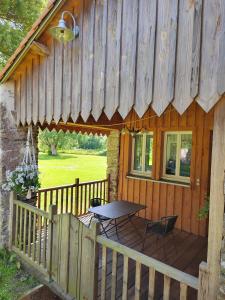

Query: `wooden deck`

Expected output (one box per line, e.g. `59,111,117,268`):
80,215,207,300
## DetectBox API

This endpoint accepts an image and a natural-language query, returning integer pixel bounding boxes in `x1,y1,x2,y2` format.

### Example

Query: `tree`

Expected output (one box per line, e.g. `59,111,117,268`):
39,130,66,156
0,0,48,69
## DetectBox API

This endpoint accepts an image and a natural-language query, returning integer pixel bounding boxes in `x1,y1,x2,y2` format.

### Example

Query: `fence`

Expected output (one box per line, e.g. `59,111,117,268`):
37,176,110,215
97,236,200,300
10,192,206,300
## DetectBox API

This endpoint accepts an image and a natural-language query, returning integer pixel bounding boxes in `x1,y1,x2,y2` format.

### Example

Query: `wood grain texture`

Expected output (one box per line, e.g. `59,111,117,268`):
118,103,214,236
81,0,95,122
198,0,222,112
118,0,138,119
105,0,122,120
134,0,157,117
173,0,195,114
14,0,223,125
92,0,108,121
152,0,178,116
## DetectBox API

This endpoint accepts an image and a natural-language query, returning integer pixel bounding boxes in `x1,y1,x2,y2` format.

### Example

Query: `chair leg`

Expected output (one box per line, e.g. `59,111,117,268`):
100,222,109,238
114,219,119,240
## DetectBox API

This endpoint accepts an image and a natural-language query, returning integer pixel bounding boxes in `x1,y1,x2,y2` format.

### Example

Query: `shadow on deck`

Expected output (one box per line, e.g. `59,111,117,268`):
80,215,207,300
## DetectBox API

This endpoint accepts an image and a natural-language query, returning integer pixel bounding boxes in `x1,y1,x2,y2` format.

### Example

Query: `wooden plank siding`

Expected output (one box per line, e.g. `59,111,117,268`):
12,0,225,126
118,102,214,236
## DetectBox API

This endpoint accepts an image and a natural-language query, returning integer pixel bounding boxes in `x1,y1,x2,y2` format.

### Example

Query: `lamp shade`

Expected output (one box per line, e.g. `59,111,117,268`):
49,19,75,43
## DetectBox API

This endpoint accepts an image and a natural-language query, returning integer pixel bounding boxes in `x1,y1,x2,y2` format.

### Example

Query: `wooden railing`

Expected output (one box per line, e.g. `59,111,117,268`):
36,177,110,215
10,198,55,277
97,236,199,300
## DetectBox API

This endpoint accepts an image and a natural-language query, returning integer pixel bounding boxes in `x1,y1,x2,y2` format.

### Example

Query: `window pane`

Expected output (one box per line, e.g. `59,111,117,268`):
145,135,153,172
180,134,192,177
165,134,177,175
133,135,143,171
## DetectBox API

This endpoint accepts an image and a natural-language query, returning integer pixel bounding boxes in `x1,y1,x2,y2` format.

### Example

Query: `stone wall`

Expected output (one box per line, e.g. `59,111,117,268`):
107,130,120,201
218,214,225,299
0,81,38,247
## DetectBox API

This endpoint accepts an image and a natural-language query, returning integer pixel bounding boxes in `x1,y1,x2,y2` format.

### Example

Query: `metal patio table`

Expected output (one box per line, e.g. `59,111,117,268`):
88,200,146,238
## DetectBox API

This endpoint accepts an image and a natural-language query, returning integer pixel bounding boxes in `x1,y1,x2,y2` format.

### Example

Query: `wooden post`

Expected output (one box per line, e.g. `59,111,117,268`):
198,262,209,300
47,204,57,281
107,174,111,202
75,178,79,216
206,98,225,299
8,191,16,250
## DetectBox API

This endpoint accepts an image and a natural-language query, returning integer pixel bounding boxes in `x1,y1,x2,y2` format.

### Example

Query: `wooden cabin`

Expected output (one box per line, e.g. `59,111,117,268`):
0,0,225,299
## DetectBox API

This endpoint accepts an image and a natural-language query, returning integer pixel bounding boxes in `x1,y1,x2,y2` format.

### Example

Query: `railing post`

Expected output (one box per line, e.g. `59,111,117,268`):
198,261,209,300
47,204,57,281
107,174,111,202
8,191,16,250
75,178,79,216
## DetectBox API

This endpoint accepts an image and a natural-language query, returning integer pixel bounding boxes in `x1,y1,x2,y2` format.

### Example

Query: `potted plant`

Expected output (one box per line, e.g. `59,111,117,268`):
198,195,210,220
2,164,41,205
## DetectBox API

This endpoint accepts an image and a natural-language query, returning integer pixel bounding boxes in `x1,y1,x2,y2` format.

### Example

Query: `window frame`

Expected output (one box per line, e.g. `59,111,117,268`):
162,131,192,183
131,132,154,177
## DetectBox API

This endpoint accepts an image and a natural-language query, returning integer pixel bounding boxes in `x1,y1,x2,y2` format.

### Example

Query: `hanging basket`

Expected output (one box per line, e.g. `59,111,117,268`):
2,126,40,204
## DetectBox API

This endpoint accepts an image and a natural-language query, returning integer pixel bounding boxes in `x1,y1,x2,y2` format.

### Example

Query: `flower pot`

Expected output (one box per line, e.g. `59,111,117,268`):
17,193,37,207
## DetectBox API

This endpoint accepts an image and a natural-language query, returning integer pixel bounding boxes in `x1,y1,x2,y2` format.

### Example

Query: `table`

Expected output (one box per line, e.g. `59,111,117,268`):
88,200,146,238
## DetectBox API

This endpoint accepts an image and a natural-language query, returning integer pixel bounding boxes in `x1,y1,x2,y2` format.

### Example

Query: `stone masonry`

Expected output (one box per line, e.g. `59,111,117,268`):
107,130,120,201
0,81,38,248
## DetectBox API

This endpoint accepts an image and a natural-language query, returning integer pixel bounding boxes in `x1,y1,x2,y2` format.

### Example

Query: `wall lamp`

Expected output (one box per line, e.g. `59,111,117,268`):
49,11,79,43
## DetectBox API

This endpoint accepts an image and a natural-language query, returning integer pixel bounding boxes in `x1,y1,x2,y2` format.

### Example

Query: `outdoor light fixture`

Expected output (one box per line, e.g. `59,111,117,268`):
49,11,79,43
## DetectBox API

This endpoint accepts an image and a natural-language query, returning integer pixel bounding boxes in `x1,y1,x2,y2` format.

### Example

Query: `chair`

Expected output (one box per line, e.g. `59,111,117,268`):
142,215,178,250
88,197,111,237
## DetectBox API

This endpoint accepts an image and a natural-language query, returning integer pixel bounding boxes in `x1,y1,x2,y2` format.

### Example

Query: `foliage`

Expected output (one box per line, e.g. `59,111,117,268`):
39,152,107,188
0,248,38,300
198,195,210,220
38,129,107,155
0,0,48,69
2,164,40,196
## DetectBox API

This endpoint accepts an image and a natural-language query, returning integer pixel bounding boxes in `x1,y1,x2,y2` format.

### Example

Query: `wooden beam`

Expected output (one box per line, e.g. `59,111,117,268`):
30,41,50,57
206,97,225,299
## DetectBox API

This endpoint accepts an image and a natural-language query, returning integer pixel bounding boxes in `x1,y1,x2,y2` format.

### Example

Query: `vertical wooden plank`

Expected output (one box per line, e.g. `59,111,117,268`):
23,208,27,254
207,98,225,299
15,76,21,125
217,0,225,95
32,213,36,261
134,0,157,117
19,206,23,251
46,38,54,124
190,0,202,98
32,56,39,124
198,0,222,112
37,215,42,264
15,204,19,247
163,275,171,300
180,282,188,300
152,0,178,116
148,267,155,300
20,69,27,125
80,220,100,300
62,41,72,122
26,61,32,125
81,0,95,122
134,262,141,300
71,3,83,122
173,0,195,114
92,0,108,121
101,246,107,300
122,255,129,300
111,250,117,300
118,0,138,119
105,0,122,119
39,56,46,125
27,210,32,257
54,42,63,123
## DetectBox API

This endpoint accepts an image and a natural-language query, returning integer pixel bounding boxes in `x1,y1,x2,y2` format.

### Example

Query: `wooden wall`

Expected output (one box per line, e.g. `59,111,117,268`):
118,102,214,237
13,0,225,126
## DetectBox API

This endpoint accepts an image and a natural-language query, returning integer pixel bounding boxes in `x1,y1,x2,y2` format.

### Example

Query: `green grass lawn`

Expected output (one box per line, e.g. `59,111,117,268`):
39,152,107,188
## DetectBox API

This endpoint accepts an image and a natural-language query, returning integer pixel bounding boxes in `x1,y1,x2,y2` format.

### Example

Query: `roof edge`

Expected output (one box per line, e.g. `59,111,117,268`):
0,0,65,84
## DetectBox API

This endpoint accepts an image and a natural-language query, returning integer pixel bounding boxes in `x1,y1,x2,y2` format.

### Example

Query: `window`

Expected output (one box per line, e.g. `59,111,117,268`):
131,132,153,176
163,132,192,182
